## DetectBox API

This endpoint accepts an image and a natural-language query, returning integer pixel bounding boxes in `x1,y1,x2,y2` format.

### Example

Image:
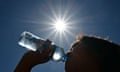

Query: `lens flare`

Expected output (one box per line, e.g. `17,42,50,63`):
54,19,67,32
26,1,81,46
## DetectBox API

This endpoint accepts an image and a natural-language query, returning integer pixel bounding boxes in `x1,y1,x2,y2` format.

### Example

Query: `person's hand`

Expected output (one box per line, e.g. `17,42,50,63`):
22,47,53,67
14,47,53,72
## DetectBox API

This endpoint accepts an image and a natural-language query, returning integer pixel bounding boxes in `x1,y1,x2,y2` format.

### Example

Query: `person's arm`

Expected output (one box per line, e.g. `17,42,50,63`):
14,55,32,72
14,48,53,72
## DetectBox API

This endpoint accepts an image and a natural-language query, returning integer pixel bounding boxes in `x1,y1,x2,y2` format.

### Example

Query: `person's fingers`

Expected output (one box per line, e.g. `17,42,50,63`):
23,47,53,66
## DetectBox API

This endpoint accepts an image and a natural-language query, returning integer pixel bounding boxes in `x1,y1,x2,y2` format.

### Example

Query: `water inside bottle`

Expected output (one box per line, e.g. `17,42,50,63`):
18,31,45,51
18,31,68,62
52,46,68,62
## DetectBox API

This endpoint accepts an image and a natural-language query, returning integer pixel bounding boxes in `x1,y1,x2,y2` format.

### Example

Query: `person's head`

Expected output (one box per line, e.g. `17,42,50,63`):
65,35,120,72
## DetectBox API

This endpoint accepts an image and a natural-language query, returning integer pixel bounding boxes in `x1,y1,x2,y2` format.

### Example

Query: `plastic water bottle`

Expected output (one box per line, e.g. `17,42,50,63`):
18,31,68,62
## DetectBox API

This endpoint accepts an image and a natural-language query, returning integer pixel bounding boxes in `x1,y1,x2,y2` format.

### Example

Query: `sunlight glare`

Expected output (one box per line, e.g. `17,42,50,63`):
52,52,61,61
54,19,67,32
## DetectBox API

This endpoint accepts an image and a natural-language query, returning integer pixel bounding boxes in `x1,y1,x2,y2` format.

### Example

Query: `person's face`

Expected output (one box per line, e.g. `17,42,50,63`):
65,41,99,72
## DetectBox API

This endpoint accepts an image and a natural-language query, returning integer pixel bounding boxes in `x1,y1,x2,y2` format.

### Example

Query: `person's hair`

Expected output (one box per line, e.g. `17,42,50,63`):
73,35,120,72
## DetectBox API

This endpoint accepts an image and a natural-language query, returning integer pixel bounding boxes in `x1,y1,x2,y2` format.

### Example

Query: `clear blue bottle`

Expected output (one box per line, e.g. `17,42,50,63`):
18,31,68,62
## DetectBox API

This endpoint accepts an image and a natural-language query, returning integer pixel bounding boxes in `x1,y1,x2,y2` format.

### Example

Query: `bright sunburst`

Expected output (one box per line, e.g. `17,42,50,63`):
41,3,79,45
28,1,80,45
54,19,67,32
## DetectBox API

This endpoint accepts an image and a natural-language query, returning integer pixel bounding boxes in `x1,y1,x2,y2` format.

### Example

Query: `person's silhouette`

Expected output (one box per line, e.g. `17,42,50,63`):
14,35,120,72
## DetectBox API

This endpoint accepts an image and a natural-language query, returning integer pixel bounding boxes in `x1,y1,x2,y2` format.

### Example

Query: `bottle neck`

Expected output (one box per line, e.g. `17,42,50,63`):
51,45,68,62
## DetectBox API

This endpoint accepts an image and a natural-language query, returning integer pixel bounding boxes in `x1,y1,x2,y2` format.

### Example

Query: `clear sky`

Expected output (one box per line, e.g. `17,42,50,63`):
1,0,120,72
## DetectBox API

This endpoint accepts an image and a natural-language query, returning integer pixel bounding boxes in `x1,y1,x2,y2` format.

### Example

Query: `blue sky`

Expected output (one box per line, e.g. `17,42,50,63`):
1,0,120,72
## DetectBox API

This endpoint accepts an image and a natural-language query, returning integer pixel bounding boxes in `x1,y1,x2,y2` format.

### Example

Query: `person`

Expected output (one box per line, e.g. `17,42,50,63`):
14,35,120,72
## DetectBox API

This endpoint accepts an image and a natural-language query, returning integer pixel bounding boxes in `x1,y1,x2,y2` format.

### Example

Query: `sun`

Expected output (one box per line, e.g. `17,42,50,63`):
29,1,79,45
54,19,67,32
